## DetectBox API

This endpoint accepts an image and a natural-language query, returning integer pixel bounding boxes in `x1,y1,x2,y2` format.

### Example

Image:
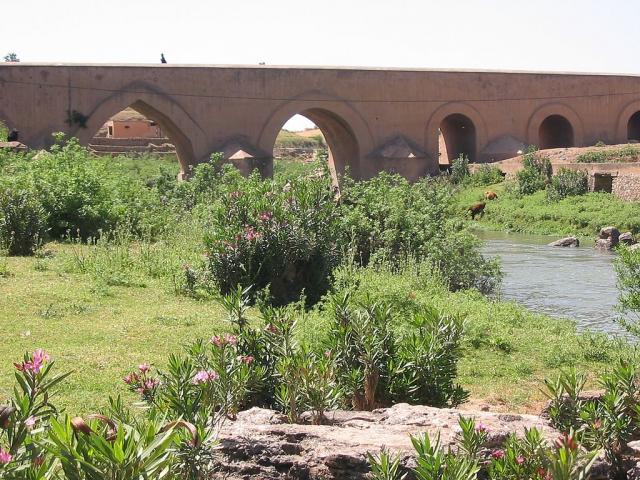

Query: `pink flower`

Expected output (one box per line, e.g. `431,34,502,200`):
516,455,525,465
143,378,160,390
24,416,37,430
238,355,254,365
225,334,238,345
491,450,505,460
192,369,219,384
138,363,151,374
14,349,51,374
265,324,278,334
324,350,332,358
259,211,273,222
123,373,138,385
475,422,488,433
0,448,12,464
33,349,50,364
244,227,261,241
210,335,224,347
230,191,242,199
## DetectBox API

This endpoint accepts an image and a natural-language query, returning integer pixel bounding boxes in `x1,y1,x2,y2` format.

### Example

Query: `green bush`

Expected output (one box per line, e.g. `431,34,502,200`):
546,168,588,202
516,149,552,196
450,154,470,184
0,188,47,255
339,174,500,292
203,169,341,305
469,164,504,186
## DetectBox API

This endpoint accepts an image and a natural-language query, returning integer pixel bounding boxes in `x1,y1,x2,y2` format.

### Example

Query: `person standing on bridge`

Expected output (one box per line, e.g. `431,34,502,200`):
160,53,167,64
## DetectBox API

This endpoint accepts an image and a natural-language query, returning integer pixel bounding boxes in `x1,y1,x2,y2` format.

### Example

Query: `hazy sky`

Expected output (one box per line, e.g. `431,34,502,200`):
3,0,638,130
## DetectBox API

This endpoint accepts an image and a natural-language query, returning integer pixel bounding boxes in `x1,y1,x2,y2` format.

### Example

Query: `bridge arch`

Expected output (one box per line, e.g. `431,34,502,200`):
425,102,488,164
616,99,640,143
75,82,201,177
258,94,374,181
527,103,583,149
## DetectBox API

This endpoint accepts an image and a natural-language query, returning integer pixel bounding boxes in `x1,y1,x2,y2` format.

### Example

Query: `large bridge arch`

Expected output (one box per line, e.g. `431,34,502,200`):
425,102,488,164
75,82,203,176
616,99,640,143
257,94,374,180
527,103,584,149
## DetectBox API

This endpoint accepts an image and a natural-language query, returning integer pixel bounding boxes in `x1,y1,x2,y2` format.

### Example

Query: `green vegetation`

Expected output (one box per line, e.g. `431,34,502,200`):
576,144,640,163
515,149,552,196
457,183,640,236
615,246,640,336
275,129,326,149
0,134,637,478
546,168,588,202
370,416,597,480
455,150,640,236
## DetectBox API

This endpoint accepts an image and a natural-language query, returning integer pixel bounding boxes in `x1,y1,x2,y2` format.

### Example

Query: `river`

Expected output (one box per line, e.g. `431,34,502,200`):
478,230,625,334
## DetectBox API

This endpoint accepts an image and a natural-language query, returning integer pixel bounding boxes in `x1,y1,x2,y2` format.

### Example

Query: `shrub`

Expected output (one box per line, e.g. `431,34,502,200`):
516,149,552,196
450,154,470,184
369,416,598,480
546,168,588,202
469,164,504,186
338,173,500,292
203,169,341,305
325,267,469,409
0,188,47,255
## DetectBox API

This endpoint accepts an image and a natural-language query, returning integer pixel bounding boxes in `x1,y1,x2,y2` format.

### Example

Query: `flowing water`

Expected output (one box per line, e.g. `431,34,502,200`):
478,230,624,334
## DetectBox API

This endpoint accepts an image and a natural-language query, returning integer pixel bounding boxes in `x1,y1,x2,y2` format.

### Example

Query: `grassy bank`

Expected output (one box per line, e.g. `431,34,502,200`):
455,181,640,237
0,243,627,414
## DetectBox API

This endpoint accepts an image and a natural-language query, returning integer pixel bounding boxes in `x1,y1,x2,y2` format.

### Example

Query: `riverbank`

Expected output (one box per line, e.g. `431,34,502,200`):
455,181,640,237
0,244,629,414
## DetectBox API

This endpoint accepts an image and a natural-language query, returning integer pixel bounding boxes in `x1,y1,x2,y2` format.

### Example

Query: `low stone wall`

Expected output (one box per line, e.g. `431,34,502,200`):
613,174,640,201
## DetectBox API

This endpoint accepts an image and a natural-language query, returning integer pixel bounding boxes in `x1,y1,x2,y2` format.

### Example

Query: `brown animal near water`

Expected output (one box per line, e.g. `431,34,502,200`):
484,191,498,200
468,202,486,220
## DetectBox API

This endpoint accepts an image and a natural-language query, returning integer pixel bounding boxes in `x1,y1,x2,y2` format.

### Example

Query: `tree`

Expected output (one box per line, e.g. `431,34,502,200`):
4,53,19,62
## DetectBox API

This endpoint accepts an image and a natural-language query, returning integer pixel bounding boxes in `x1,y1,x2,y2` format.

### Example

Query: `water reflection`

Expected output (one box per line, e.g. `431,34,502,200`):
477,230,624,334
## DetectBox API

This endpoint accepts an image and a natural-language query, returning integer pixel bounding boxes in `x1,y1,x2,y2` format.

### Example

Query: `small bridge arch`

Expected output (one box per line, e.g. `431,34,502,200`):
258,94,375,181
76,82,202,176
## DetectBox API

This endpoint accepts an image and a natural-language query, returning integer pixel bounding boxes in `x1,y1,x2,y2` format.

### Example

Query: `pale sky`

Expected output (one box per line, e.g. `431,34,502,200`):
3,0,638,131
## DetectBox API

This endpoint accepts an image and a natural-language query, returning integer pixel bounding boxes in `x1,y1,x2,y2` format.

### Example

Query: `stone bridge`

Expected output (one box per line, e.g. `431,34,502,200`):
2,63,640,180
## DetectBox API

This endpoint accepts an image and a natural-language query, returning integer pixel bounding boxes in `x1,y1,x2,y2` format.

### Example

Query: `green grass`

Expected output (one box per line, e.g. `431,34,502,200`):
0,243,230,414
455,182,640,236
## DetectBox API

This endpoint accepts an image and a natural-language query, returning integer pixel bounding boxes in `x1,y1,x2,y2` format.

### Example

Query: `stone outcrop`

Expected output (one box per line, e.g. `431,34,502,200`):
595,226,620,251
214,404,558,480
620,231,637,245
548,236,580,247
0,141,28,152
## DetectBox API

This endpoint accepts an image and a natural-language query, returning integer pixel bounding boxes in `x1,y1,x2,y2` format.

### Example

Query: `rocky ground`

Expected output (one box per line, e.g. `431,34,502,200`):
213,403,558,479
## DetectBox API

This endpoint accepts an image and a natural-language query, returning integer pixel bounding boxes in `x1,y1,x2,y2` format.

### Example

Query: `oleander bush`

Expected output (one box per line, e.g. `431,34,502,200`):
0,187,47,255
546,168,588,202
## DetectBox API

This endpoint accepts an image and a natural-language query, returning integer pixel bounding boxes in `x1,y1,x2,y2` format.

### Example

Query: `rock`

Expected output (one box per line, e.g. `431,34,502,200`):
620,232,636,245
215,404,558,479
598,226,620,241
548,236,579,247
0,141,28,152
595,226,620,251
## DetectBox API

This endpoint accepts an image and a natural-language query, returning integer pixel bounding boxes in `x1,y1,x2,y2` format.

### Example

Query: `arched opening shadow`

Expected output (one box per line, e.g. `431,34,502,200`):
439,113,477,163
538,115,575,149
